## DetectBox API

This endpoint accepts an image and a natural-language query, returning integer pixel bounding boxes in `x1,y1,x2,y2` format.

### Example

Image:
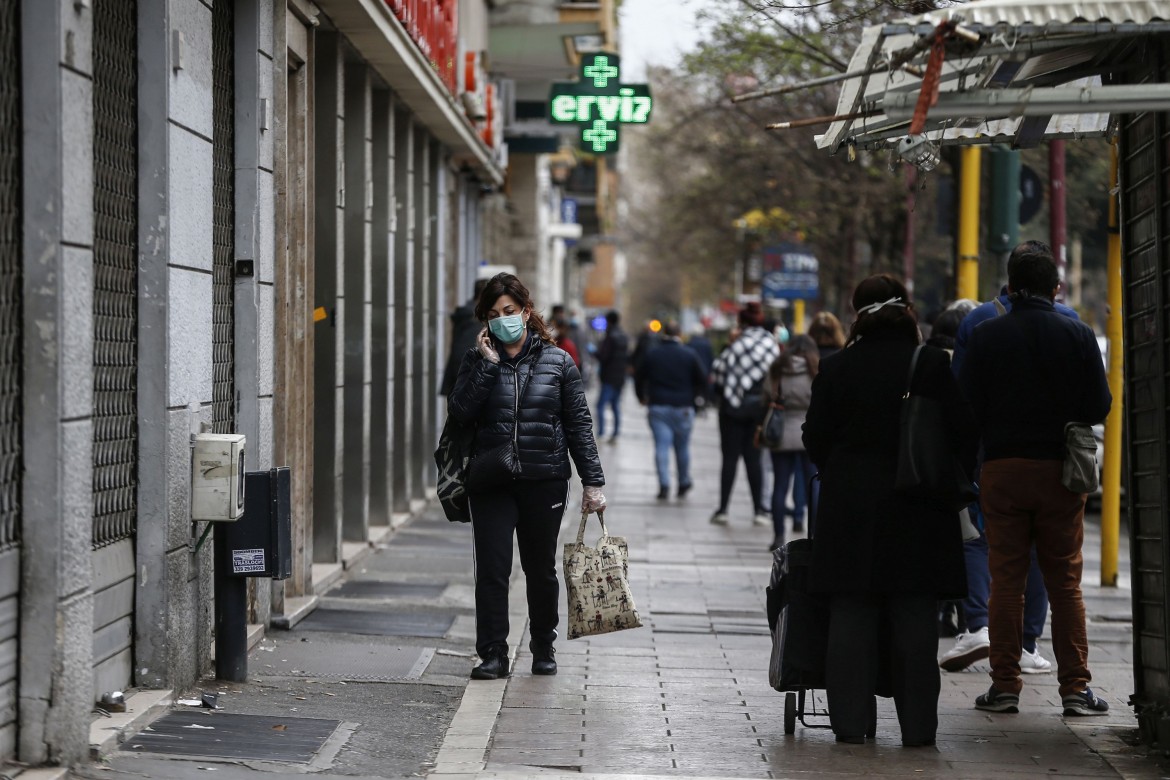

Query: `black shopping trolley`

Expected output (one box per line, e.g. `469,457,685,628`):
765,538,876,736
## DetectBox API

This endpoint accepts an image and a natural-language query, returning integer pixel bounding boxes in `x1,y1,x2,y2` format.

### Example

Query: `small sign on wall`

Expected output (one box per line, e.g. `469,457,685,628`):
231,548,266,575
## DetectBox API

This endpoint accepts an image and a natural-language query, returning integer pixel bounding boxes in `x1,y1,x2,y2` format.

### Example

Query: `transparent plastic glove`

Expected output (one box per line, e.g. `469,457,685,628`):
582,486,607,514
476,328,500,364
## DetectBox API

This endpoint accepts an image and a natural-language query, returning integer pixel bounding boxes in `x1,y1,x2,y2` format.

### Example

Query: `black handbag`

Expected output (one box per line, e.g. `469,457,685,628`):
895,345,977,508
434,415,475,523
758,398,786,451
465,440,521,493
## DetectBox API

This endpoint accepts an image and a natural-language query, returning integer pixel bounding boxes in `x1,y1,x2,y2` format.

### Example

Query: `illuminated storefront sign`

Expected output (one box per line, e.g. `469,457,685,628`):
549,53,652,154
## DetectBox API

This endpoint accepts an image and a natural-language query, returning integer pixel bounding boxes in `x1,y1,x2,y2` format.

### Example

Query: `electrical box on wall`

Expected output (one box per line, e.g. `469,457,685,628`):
192,433,246,521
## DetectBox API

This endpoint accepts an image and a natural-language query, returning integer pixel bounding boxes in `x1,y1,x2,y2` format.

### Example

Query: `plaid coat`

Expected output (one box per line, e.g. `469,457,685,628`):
711,326,779,410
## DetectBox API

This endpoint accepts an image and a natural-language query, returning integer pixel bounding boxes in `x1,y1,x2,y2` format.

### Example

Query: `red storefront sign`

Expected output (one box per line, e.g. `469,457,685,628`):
384,0,458,95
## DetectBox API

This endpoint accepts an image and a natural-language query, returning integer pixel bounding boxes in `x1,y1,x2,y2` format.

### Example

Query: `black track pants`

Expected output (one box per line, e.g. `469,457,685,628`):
469,479,569,657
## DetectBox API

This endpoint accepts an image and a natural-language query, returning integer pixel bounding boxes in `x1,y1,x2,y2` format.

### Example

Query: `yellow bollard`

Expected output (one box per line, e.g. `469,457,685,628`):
1101,141,1123,587
793,299,805,335
957,147,982,301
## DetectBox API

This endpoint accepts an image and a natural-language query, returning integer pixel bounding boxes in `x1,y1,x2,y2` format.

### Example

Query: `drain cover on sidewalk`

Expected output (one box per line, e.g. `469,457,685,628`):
252,640,434,681
328,581,447,599
299,607,454,638
121,712,339,763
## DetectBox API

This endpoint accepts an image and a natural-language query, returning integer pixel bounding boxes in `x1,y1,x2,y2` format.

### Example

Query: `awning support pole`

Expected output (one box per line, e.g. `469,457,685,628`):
1102,139,1123,588
957,146,982,300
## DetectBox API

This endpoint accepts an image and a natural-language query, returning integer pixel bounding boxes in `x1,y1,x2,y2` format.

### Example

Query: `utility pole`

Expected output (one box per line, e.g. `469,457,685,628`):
1050,140,1068,291
957,147,982,300
1101,140,1124,587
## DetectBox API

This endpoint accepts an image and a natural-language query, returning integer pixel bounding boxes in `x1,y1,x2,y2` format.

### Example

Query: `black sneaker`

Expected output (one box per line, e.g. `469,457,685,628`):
530,641,557,676
1062,687,1109,716
656,486,669,501
974,685,1019,713
677,482,693,499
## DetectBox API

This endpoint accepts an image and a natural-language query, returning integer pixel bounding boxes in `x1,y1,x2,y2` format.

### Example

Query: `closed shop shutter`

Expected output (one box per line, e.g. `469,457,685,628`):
212,0,235,434
1122,39,1170,712
0,0,19,760
91,0,138,698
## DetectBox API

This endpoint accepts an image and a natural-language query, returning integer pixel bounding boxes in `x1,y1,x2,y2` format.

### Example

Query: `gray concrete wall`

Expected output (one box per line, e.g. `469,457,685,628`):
391,107,412,513
162,0,218,693
18,0,95,764
505,153,540,283
234,0,276,626
341,59,370,542
369,88,394,526
312,31,343,563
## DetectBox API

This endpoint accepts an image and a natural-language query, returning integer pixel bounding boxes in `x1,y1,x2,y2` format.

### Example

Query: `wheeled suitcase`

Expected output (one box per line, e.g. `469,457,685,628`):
766,506,877,736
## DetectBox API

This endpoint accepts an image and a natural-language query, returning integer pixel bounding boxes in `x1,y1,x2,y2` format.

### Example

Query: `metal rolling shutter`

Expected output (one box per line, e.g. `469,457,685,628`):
1123,39,1170,720
91,0,138,697
0,0,19,759
212,0,235,434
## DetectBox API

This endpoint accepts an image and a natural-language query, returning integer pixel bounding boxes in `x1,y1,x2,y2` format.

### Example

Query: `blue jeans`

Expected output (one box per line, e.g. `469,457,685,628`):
647,405,694,490
962,517,1049,648
770,450,816,540
597,383,623,437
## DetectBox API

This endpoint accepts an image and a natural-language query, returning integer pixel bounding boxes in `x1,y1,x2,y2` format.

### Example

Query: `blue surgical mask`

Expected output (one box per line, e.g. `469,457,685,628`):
489,314,527,344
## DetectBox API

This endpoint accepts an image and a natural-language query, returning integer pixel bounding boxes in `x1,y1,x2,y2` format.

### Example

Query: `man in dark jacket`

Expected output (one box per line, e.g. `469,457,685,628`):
594,310,630,443
686,327,716,406
959,248,1112,717
439,279,488,396
635,321,707,501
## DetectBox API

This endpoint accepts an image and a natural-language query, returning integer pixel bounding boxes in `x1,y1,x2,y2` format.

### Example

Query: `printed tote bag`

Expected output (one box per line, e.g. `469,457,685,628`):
564,510,643,639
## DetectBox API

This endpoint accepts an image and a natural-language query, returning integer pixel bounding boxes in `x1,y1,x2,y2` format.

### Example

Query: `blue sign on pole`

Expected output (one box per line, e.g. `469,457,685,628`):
561,198,578,247
761,243,819,301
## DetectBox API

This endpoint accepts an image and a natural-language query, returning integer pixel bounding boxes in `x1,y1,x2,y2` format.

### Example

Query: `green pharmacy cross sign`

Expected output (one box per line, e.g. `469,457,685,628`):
549,53,652,154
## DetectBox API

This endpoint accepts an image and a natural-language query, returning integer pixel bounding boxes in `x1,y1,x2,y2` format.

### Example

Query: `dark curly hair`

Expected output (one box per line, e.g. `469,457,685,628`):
474,273,555,345
846,274,919,346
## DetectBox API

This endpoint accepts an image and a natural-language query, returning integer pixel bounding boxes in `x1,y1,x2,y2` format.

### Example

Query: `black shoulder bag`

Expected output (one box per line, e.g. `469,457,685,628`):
894,345,977,508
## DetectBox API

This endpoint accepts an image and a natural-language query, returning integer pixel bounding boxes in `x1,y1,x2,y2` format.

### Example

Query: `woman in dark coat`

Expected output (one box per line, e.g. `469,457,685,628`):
802,274,976,746
447,273,606,681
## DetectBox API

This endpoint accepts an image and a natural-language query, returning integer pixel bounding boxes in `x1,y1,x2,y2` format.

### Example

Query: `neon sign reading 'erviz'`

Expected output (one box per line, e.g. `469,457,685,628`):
549,53,652,154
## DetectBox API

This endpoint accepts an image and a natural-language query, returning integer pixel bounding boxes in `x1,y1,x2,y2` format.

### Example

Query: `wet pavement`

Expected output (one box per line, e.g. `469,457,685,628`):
82,394,1157,779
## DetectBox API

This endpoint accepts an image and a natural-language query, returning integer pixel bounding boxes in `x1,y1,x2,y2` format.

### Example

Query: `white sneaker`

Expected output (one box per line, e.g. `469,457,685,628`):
753,513,772,527
1020,646,1053,674
939,626,990,672
710,512,729,526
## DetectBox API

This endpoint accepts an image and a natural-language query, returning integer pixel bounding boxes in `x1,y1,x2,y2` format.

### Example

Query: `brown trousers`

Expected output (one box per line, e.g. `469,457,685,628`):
981,458,1090,698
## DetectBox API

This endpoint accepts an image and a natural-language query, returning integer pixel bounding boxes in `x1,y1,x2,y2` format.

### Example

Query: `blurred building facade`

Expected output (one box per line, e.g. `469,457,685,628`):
487,0,623,321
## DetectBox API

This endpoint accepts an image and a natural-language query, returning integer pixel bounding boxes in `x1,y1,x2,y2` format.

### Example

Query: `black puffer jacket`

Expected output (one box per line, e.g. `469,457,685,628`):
447,333,605,488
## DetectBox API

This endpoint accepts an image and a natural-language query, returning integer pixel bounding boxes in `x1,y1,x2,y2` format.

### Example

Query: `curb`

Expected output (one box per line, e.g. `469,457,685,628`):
88,688,174,759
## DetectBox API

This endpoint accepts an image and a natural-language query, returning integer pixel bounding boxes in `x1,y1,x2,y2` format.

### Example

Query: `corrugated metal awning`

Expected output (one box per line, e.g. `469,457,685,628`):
813,0,1170,153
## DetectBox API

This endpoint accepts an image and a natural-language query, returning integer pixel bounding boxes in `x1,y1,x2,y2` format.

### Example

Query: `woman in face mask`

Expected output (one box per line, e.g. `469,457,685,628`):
445,273,607,680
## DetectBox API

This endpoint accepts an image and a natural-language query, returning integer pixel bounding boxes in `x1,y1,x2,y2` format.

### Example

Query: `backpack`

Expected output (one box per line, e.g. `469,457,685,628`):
434,415,475,522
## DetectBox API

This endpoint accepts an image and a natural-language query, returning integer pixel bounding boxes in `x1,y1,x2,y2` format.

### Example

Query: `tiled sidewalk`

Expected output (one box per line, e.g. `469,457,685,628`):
433,401,1145,780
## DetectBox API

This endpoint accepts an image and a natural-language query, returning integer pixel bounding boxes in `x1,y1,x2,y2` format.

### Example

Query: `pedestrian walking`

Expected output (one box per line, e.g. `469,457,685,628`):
803,274,977,746
634,320,707,501
685,326,716,406
552,314,581,368
958,245,1112,716
940,285,1058,675
808,311,846,362
710,302,779,527
762,334,818,550
439,278,489,396
594,310,630,443
446,273,607,681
